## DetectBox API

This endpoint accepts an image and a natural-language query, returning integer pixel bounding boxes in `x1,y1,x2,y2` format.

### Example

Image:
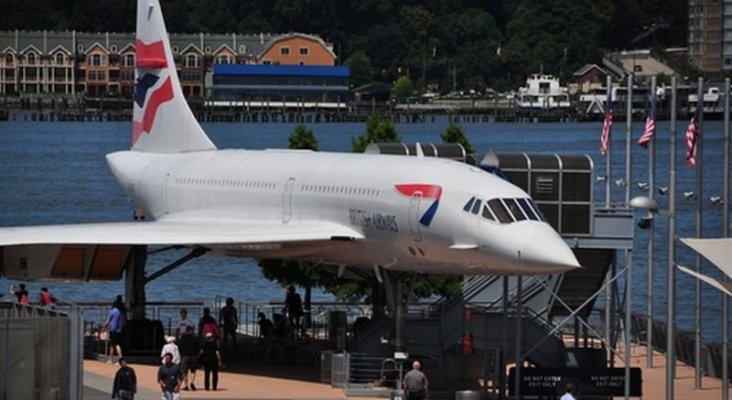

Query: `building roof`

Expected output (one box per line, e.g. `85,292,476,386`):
0,31,297,58
259,33,336,60
573,64,607,77
213,64,349,78
604,50,676,78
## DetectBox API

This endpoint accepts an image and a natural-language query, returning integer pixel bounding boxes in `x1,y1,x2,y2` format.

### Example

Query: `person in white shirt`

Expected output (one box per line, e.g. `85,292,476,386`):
176,308,195,339
560,382,576,400
161,336,181,365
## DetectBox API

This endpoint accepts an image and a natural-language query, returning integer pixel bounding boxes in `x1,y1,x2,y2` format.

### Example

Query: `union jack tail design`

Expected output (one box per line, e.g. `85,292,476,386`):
131,0,215,153
600,110,613,156
685,116,700,166
638,102,655,147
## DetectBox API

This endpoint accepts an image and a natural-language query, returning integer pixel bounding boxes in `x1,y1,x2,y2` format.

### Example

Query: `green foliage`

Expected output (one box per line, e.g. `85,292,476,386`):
351,113,401,153
288,124,318,150
344,51,373,88
393,76,414,99
441,123,475,154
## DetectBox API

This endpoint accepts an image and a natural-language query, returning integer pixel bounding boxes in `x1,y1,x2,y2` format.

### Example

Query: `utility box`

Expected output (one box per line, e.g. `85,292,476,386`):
329,311,347,352
320,350,333,383
331,352,350,388
480,152,593,236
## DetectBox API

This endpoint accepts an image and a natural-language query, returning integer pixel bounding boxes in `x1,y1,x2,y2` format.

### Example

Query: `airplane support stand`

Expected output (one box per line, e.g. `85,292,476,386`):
124,246,208,320
124,245,148,320
380,268,417,351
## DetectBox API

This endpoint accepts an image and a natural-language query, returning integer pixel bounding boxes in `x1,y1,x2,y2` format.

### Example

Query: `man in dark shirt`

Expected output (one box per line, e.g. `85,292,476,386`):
402,360,429,400
177,326,200,391
219,297,238,350
112,357,136,400
158,352,183,400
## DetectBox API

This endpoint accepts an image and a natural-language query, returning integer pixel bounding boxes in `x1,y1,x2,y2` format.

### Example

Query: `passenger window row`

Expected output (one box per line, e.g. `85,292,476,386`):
463,196,545,224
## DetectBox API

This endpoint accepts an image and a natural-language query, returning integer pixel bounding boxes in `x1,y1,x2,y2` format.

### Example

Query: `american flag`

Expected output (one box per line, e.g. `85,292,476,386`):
600,109,613,156
685,115,699,166
638,102,656,147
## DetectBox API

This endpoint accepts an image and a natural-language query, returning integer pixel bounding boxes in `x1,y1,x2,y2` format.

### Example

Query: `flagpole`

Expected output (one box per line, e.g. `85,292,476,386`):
694,76,703,389
646,75,657,368
722,76,730,400
666,76,677,400
606,75,613,206
626,75,633,204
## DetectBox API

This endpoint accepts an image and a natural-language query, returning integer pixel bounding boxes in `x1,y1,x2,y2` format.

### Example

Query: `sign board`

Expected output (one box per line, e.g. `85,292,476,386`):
508,368,642,397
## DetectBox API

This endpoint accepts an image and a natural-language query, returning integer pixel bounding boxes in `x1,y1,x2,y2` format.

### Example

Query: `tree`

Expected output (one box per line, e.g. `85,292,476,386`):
288,124,318,150
344,51,374,88
441,123,475,155
393,75,414,100
351,113,401,153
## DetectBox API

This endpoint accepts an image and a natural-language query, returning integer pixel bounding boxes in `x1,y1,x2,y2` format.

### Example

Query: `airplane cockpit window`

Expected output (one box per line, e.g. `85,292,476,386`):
481,205,495,221
517,198,539,221
471,199,482,215
488,199,513,223
528,199,546,221
504,198,527,221
463,197,476,212
469,197,545,224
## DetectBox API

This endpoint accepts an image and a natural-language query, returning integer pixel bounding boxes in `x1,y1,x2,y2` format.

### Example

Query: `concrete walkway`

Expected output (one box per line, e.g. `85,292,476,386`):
83,358,383,400
83,341,732,399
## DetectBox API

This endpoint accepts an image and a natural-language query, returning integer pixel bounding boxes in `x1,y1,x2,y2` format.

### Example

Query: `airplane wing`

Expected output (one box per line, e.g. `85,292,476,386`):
0,218,363,281
0,219,363,246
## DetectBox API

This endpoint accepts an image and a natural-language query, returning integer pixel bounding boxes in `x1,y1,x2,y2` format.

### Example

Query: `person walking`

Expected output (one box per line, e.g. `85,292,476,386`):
160,336,180,365
560,382,577,400
283,285,304,338
198,307,219,341
103,300,125,361
402,360,429,400
178,326,200,391
158,352,183,400
219,297,238,350
112,357,137,400
176,308,195,339
199,332,222,391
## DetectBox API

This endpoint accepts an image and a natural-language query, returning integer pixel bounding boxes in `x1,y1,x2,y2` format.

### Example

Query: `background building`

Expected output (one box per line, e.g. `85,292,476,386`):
209,64,349,105
688,0,726,77
725,0,732,72
0,30,337,99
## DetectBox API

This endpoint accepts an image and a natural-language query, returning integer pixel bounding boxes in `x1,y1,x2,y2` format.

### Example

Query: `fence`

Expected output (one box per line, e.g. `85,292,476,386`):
0,302,83,400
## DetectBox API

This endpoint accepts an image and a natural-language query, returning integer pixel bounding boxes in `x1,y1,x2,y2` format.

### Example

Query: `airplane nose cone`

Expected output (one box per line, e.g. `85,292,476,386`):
519,226,581,273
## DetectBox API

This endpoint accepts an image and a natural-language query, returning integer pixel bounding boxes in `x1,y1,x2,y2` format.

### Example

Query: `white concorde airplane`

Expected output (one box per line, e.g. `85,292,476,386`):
0,0,580,281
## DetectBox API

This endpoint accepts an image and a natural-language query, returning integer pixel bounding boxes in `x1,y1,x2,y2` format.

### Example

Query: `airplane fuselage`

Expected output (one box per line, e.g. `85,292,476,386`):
107,148,576,275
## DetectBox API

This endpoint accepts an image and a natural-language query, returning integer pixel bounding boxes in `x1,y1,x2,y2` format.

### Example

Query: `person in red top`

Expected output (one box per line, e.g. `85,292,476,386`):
38,287,56,308
13,283,29,305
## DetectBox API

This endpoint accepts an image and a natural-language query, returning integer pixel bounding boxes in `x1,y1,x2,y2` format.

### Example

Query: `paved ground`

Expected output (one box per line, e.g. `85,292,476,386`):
83,337,384,400
83,339,732,399
84,358,385,400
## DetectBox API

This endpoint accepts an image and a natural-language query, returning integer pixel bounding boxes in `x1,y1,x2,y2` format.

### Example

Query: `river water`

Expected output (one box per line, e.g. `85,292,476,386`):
0,116,729,340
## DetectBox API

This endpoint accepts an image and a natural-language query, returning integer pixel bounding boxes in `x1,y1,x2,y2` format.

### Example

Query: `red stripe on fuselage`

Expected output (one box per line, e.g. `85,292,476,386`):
395,184,442,199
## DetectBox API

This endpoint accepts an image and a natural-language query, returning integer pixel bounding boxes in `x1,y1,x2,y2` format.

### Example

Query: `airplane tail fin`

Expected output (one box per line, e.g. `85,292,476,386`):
131,0,216,153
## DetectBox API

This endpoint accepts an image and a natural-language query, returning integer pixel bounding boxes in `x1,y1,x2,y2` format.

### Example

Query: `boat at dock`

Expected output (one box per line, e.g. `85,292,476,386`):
515,73,572,110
